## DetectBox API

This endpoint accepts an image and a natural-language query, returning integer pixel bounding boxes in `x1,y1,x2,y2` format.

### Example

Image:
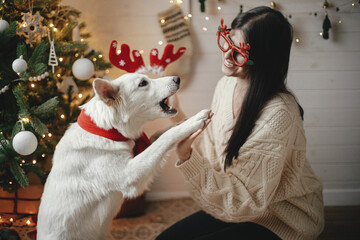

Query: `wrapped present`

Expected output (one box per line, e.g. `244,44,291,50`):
0,184,43,215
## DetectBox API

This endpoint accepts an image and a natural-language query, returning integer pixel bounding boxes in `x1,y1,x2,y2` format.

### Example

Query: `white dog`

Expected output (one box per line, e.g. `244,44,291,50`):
37,73,210,240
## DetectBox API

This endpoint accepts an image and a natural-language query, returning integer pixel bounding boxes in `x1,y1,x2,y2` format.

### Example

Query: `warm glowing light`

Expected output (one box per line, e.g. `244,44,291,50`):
160,19,165,24
53,28,57,32
42,154,46,157
26,220,31,225
10,218,13,222
48,133,52,137
22,118,30,123
9,181,12,185
339,20,342,23
78,93,83,98
57,74,61,77
176,0,183,4
20,163,23,166
22,23,27,27
117,50,121,54
352,3,355,7
92,58,97,62
205,16,209,20
42,134,46,138
295,38,300,43
32,159,36,164
187,14,192,18
17,72,20,75
217,6,222,10
158,40,163,45
105,69,110,74
21,160,25,163
139,50,144,54
60,114,65,119
49,23,54,27
59,57,63,62
320,32,323,36
202,27,208,31
80,38,84,42
31,83,35,88
184,16,188,20
75,53,79,57
98,54,103,58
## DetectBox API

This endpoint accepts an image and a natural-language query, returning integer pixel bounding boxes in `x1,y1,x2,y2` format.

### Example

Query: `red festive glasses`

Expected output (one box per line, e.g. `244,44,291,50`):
216,18,254,67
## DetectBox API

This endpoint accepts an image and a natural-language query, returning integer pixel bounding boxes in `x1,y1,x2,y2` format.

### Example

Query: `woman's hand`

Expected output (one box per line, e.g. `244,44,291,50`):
177,111,214,163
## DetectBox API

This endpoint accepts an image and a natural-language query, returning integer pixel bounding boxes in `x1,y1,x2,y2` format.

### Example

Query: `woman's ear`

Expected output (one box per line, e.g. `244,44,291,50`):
93,78,118,103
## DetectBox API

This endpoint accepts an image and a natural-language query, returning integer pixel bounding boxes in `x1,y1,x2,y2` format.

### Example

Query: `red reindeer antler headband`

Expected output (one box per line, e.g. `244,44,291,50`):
109,40,186,74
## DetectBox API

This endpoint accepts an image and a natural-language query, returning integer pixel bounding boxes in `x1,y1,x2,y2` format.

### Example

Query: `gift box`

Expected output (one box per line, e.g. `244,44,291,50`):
0,184,43,215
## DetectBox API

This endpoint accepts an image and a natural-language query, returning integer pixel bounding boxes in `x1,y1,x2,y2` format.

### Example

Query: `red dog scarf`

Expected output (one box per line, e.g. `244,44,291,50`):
77,109,150,155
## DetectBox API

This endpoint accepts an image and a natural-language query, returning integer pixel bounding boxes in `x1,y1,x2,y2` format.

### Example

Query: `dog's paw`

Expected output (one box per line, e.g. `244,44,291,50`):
180,109,211,135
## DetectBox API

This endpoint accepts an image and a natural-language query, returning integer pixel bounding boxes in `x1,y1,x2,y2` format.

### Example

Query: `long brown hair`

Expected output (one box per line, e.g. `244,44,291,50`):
224,6,304,170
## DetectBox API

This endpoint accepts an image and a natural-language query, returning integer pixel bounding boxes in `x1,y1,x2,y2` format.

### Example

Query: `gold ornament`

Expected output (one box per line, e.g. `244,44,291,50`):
270,1,276,9
16,11,48,47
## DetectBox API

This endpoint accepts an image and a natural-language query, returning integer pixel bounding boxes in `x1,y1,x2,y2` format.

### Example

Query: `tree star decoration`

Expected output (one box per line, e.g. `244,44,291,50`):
16,11,48,47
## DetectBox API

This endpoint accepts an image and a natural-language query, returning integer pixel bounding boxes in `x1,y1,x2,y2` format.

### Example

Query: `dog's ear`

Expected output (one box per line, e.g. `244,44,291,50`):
93,78,118,103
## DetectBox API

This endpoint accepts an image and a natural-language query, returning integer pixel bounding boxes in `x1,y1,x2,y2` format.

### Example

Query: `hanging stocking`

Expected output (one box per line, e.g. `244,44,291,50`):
157,4,193,89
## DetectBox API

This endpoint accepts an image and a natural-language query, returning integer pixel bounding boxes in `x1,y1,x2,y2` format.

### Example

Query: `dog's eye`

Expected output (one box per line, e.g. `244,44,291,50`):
138,80,148,87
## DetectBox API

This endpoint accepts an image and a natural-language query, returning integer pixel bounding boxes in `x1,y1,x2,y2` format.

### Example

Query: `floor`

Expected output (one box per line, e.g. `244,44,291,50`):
9,199,360,240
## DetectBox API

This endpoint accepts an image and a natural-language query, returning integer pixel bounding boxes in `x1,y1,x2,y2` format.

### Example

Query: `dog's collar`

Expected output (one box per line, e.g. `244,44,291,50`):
77,110,150,154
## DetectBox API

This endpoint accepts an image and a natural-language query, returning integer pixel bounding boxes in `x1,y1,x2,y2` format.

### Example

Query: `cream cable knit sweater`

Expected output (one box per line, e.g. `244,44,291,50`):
176,76,325,240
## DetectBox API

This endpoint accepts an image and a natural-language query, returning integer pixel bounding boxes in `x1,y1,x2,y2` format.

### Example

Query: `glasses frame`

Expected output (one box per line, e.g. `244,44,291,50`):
216,18,252,67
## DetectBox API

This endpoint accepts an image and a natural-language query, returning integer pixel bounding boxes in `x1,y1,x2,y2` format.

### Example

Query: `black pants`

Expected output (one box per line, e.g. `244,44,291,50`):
155,211,281,240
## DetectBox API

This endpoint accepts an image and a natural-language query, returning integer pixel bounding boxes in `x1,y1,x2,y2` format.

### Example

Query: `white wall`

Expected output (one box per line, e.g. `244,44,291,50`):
63,0,360,206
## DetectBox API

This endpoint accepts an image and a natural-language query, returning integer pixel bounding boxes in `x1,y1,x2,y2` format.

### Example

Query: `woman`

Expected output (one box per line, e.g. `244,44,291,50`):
156,6,324,240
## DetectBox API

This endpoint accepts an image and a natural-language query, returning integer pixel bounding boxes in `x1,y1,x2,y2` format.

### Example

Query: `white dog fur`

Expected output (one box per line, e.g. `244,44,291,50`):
37,73,210,240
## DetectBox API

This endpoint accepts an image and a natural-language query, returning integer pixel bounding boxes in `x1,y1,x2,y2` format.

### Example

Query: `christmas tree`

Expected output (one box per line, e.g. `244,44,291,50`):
0,0,111,196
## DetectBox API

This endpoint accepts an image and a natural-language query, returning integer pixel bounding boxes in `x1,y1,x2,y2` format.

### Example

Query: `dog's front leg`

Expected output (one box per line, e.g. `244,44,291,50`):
119,109,211,197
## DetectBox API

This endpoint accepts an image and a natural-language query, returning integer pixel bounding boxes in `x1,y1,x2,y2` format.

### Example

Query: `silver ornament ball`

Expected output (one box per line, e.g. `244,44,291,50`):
0,19,9,32
72,57,95,80
12,55,28,73
12,130,38,155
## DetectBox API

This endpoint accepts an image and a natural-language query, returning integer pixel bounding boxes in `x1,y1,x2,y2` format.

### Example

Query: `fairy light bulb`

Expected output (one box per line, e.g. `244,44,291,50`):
32,159,36,164
48,133,52,137
9,181,12,185
21,159,25,163
92,58,97,62
295,38,300,43
160,19,165,24
158,40,163,45
31,83,35,88
10,218,13,222
60,114,65,119
139,50,144,54
98,54,103,58
202,27,208,31
205,16,209,20
49,23,54,27
187,14,192,18
78,93,83,98
26,220,31,225
59,57,63,62
117,50,121,54
218,6,222,10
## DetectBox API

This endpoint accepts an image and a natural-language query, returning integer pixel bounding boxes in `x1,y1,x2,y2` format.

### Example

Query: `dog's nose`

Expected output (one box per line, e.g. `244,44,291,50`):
173,77,181,85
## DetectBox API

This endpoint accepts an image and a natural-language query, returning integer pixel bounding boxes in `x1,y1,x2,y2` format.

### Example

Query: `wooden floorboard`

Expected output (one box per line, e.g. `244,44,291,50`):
318,206,360,240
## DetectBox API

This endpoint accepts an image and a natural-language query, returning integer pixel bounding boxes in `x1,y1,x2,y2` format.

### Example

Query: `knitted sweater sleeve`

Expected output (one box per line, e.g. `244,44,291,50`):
176,102,295,222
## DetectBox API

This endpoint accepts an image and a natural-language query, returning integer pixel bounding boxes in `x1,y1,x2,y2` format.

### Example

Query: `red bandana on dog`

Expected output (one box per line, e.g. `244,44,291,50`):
77,109,150,155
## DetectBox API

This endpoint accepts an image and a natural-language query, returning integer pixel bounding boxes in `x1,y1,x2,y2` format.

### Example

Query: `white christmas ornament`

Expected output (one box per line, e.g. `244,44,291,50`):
0,19,9,32
12,55,28,73
12,130,38,155
72,57,95,80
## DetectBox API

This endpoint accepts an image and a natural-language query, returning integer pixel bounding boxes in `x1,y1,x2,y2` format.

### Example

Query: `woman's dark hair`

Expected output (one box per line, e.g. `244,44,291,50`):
224,6,304,170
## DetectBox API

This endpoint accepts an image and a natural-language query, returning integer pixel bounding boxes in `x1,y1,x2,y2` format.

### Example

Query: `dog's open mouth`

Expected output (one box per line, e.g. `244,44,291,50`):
160,97,177,114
